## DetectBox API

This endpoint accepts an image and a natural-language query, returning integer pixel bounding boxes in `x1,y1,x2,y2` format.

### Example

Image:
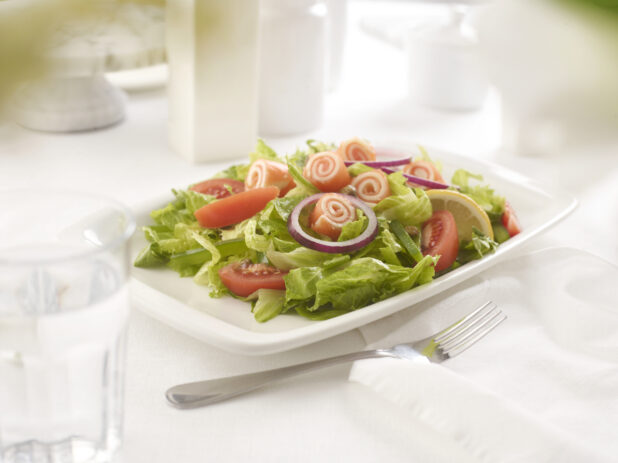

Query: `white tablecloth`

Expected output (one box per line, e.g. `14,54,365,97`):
1,2,616,461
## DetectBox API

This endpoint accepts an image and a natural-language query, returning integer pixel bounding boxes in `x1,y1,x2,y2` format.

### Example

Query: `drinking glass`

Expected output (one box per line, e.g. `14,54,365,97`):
0,190,135,463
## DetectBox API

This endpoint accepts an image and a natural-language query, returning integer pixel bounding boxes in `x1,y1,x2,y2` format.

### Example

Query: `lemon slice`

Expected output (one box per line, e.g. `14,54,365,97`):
426,189,493,241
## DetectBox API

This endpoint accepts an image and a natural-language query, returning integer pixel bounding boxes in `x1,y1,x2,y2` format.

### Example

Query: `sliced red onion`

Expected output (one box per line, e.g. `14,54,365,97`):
287,193,379,253
381,167,451,190
344,157,411,168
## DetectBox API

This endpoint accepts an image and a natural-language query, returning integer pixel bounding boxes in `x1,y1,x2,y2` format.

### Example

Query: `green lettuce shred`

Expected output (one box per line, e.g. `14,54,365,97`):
451,169,505,222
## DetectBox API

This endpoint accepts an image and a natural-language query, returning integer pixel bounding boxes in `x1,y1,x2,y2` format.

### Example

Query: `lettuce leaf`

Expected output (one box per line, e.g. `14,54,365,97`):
306,139,337,154
456,228,499,264
252,289,287,323
347,162,374,177
249,138,282,163
134,243,167,268
212,163,250,182
286,162,319,196
266,245,339,271
374,172,432,226
311,256,436,311
284,256,436,313
287,139,337,169
416,145,443,173
451,169,505,221
338,211,367,242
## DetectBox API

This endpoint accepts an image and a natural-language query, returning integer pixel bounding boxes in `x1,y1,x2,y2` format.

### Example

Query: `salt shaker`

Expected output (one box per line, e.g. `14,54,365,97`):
258,0,327,135
406,6,489,111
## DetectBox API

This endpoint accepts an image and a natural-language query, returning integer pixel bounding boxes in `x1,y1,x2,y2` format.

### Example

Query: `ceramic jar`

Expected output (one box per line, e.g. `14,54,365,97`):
258,0,328,135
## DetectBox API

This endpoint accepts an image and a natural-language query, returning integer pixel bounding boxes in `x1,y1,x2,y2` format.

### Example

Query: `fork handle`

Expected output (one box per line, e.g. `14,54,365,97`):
166,349,393,409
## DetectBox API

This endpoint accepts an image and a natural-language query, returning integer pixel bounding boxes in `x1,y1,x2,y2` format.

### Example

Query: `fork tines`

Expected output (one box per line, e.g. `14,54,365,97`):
433,301,506,359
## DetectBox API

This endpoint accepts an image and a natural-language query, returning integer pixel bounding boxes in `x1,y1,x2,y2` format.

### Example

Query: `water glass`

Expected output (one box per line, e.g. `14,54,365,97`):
0,190,135,463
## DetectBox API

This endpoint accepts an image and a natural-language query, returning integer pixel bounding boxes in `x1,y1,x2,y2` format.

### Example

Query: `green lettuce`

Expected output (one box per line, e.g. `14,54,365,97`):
249,138,282,163
417,145,443,173
287,139,337,168
266,245,339,271
251,289,287,323
133,243,167,268
243,195,305,254
338,211,367,242
347,162,374,177
212,163,250,182
286,162,319,196
456,228,499,264
285,256,436,313
451,169,505,222
374,172,432,226
143,224,173,243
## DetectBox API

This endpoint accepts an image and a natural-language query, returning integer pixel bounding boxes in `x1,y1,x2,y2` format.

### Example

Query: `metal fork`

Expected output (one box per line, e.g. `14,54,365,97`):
166,301,505,409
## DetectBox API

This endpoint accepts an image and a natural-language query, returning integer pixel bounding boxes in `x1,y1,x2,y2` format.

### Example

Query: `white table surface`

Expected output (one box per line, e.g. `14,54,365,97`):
1,2,616,462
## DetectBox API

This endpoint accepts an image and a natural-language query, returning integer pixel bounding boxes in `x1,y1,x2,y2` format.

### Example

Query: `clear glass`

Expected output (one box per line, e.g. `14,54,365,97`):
0,190,136,463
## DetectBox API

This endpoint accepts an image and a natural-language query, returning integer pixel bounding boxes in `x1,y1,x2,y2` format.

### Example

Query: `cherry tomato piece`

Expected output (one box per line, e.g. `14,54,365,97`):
219,261,287,297
421,210,459,272
502,201,522,237
190,178,245,199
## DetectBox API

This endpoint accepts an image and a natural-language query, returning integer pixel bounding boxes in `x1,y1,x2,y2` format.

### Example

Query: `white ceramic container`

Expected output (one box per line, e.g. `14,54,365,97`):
166,0,260,163
258,0,327,135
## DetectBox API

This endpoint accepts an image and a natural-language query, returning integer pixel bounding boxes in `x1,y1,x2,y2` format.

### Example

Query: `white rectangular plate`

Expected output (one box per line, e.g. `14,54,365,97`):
130,147,576,355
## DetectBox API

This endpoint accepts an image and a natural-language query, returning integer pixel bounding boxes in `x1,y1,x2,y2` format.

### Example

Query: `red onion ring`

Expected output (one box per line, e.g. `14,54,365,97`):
381,167,451,190
344,157,411,168
287,193,379,253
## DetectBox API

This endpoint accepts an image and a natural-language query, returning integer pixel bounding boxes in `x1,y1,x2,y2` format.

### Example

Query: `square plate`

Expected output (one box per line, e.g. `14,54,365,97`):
130,147,576,355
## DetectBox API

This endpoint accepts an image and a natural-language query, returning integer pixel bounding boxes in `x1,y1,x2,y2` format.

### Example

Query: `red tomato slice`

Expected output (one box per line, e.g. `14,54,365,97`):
502,201,522,237
219,261,287,297
194,186,279,228
421,210,459,272
190,178,245,199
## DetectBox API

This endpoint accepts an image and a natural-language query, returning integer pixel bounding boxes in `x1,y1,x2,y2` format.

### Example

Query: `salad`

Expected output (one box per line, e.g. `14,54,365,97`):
134,138,521,322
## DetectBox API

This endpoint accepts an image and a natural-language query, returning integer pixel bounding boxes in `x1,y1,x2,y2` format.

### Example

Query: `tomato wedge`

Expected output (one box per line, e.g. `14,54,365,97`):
421,210,459,272
219,261,287,297
502,201,522,237
194,186,279,228
190,178,245,199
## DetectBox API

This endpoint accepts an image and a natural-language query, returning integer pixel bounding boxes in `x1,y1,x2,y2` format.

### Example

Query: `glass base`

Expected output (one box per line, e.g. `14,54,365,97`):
1,435,120,463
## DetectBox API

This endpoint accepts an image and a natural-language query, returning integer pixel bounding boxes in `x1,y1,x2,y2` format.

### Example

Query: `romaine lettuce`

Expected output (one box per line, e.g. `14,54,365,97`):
374,172,432,226
285,256,436,314
451,169,505,221
456,228,499,264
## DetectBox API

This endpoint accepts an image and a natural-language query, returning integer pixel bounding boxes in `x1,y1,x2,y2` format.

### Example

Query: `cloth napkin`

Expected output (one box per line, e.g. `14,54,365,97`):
349,247,618,463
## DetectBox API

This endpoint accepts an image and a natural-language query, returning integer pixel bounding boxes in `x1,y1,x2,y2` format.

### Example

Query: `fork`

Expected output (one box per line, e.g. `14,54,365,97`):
166,301,505,409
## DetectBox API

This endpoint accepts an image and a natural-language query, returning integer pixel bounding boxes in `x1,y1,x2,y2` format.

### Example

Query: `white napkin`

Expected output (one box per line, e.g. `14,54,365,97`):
349,247,618,463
